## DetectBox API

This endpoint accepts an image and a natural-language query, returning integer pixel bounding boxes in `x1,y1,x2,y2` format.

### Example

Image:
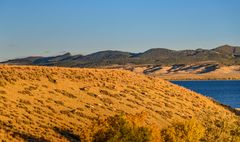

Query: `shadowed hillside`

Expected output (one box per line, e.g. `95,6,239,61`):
2,45,240,67
0,65,239,141
113,62,240,80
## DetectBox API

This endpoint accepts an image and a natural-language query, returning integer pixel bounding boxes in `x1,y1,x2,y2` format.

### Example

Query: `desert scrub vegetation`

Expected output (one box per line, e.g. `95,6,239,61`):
160,117,240,142
93,116,151,142
80,115,219,142
79,113,240,142
81,114,153,142
161,119,205,142
1,65,240,141
203,118,240,142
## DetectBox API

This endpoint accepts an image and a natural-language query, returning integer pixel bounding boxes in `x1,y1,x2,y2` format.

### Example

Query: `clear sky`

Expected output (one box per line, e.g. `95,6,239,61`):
0,0,240,61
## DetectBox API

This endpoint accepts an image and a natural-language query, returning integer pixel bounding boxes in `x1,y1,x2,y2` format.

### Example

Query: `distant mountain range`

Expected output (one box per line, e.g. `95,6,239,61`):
2,45,240,67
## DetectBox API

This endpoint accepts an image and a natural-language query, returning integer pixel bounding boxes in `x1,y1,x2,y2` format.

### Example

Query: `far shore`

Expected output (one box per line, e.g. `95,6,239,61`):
167,79,240,81
120,64,240,81
156,74,240,81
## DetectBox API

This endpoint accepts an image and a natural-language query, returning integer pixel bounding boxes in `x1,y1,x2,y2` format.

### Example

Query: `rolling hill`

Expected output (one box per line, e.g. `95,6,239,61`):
0,65,239,141
2,45,240,67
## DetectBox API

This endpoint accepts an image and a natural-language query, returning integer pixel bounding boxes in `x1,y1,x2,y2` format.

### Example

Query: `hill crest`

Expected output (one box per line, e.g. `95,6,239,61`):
2,45,240,67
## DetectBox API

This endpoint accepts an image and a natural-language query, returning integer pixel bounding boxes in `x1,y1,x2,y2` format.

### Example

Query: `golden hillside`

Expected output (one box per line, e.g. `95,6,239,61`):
0,65,239,141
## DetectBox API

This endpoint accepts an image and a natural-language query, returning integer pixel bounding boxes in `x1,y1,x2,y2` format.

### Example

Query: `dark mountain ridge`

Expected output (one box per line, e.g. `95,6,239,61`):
2,45,240,67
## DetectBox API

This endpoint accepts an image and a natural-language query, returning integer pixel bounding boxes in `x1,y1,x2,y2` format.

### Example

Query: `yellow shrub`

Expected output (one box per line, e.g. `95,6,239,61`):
161,119,205,142
81,114,153,142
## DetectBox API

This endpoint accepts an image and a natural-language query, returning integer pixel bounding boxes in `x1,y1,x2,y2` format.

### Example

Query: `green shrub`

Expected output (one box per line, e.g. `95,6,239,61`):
92,115,151,142
161,119,205,142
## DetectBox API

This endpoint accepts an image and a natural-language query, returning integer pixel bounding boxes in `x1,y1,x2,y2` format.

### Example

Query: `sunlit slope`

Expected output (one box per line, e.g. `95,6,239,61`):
0,65,238,141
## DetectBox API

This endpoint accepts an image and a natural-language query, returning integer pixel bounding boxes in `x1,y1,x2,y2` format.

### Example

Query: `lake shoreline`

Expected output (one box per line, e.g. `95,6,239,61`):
172,80,240,109
169,79,240,81
160,76,240,81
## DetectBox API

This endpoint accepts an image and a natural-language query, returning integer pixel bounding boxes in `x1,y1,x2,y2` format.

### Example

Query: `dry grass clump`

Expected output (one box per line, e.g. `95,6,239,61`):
203,118,240,142
0,65,239,141
0,90,7,94
54,89,77,99
230,121,240,142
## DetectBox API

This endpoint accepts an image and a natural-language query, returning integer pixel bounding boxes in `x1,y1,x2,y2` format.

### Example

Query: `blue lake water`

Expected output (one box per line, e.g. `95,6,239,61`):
171,80,240,108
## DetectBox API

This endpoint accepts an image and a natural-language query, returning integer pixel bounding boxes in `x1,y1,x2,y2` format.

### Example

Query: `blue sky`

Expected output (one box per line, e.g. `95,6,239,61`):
0,0,240,61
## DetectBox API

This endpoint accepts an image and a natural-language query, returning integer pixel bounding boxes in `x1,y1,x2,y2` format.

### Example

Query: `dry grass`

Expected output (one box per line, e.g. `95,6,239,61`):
0,65,239,141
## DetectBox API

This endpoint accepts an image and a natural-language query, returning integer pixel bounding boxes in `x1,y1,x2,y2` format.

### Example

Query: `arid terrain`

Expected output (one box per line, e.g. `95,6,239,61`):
157,65,240,80
0,65,239,141
3,45,240,80
105,62,240,80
